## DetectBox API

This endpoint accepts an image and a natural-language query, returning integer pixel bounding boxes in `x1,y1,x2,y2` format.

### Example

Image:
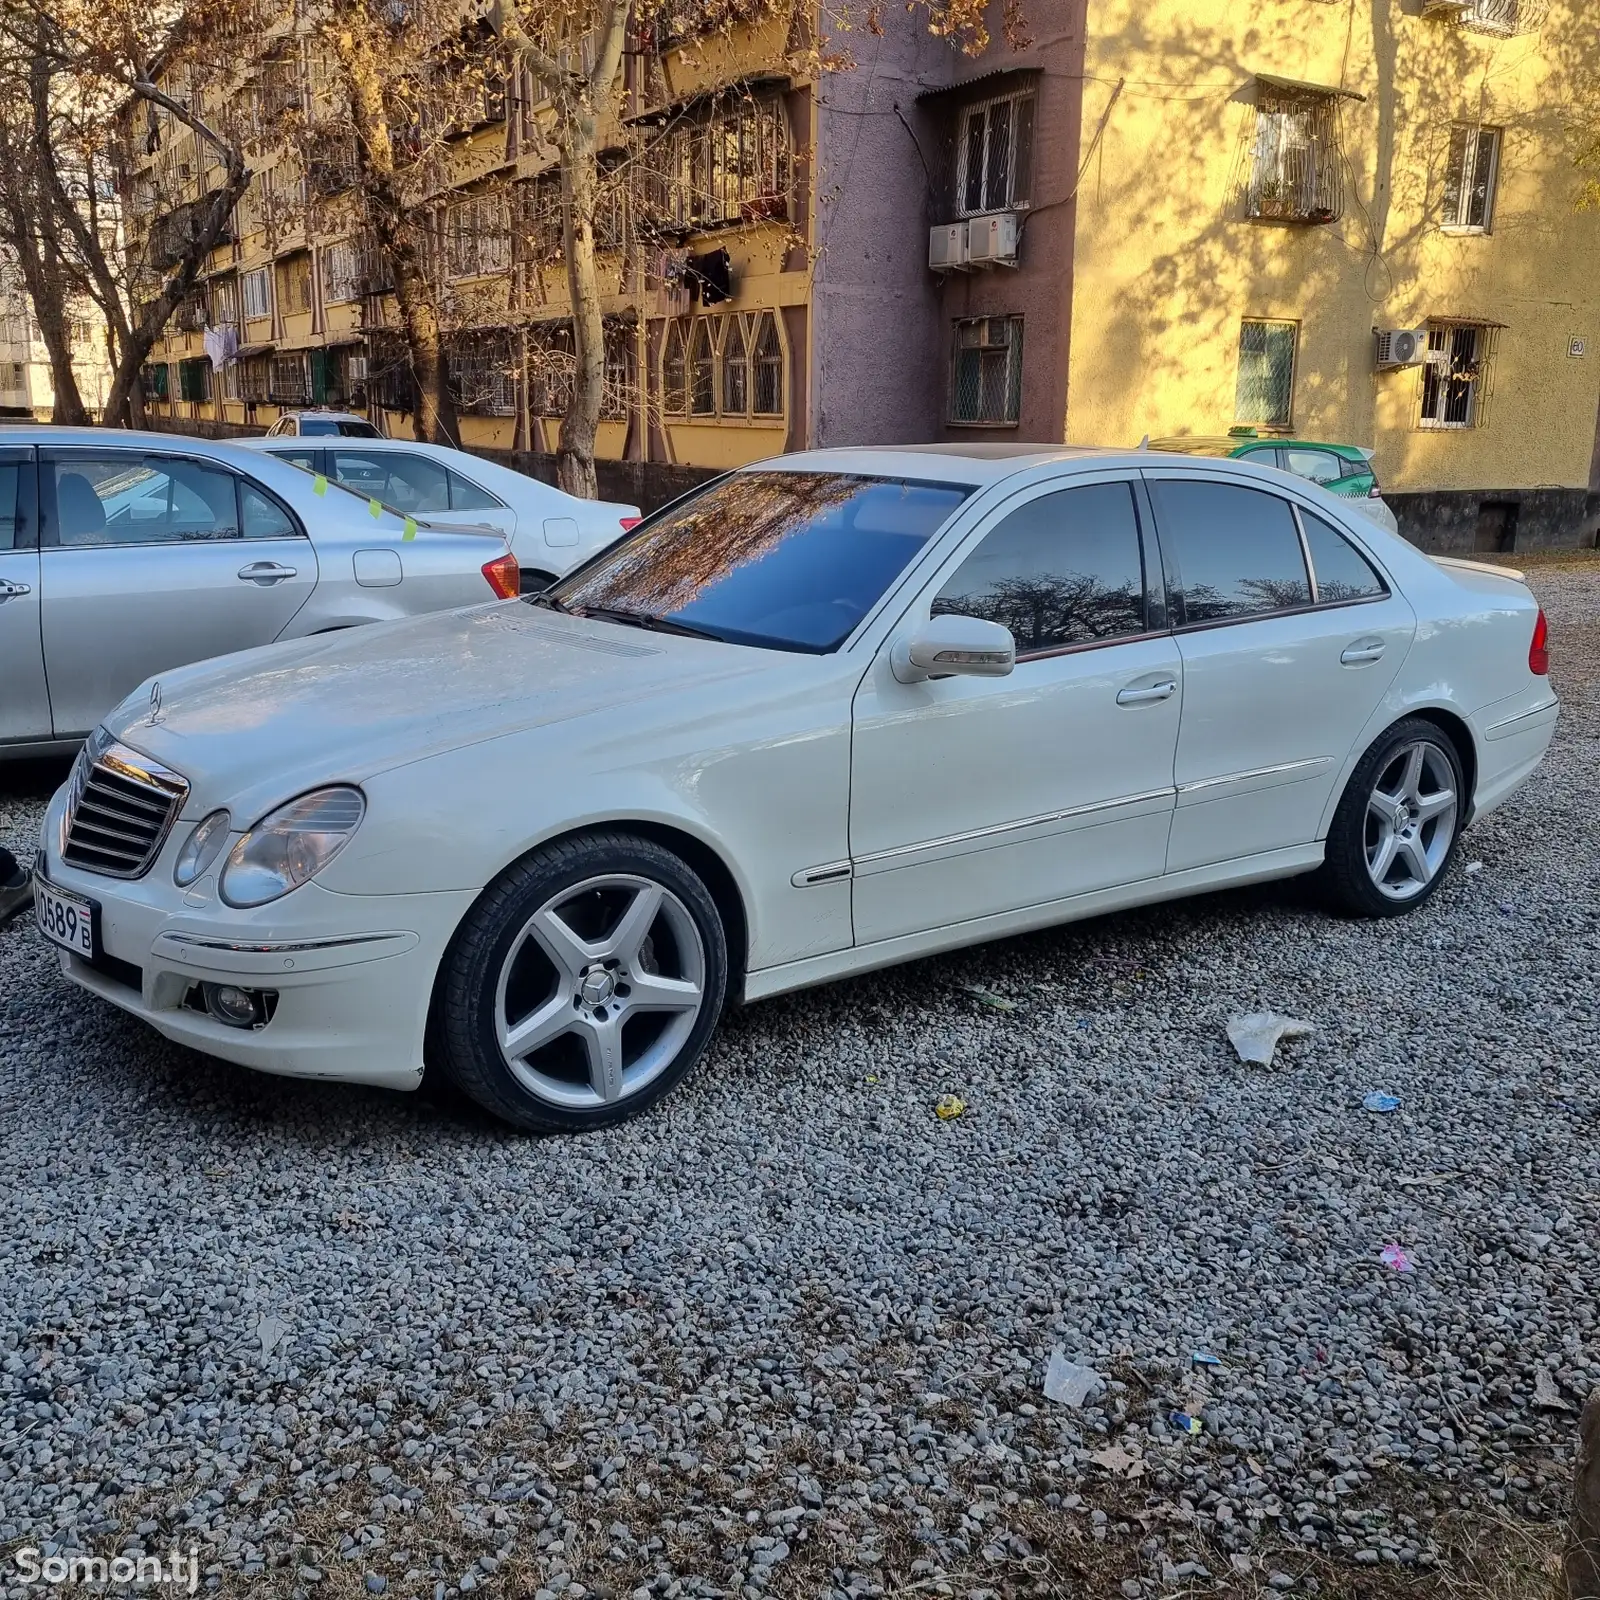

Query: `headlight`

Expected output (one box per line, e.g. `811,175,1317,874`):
219,787,366,908
173,810,232,887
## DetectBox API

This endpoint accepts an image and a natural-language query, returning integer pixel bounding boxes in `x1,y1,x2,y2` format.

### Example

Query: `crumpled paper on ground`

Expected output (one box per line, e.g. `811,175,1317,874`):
1042,1349,1100,1407
1227,1011,1315,1067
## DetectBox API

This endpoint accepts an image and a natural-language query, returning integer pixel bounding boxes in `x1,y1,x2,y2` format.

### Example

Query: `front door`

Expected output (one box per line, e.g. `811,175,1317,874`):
850,477,1182,945
0,447,50,744
39,449,318,737
1142,474,1417,873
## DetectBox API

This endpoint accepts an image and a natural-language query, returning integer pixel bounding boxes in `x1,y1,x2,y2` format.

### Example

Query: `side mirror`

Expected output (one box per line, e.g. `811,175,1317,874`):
891,614,1016,684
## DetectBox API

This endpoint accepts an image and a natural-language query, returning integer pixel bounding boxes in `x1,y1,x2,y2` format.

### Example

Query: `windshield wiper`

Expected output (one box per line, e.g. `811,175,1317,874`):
524,590,570,613
577,605,725,642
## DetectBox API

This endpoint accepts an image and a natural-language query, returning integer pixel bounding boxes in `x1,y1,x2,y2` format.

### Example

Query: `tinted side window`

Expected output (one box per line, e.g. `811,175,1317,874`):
0,462,18,551
1149,480,1311,624
1283,448,1345,485
1300,510,1387,602
448,469,505,512
932,482,1147,654
275,447,320,472
48,455,241,547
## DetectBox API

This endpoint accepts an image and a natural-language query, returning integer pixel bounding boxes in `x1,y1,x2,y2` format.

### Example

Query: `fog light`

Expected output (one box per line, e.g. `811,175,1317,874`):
204,983,268,1029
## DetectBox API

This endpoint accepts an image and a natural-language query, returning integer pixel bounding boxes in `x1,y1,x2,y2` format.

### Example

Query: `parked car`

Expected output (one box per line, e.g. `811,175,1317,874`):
242,435,641,590
1146,433,1399,535
34,444,1556,1135
0,427,519,756
263,409,383,439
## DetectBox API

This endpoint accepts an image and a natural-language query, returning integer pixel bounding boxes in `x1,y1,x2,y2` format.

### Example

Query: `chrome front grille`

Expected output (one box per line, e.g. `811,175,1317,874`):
62,735,189,880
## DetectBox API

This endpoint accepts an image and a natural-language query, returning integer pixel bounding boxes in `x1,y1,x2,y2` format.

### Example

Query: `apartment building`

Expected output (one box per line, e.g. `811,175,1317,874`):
127,1,1600,547
0,252,111,420
819,0,1600,549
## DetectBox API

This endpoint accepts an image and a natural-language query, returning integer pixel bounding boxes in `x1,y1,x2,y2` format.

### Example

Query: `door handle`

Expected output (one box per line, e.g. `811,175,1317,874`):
0,578,31,599
238,561,298,585
1116,678,1178,706
1340,640,1386,665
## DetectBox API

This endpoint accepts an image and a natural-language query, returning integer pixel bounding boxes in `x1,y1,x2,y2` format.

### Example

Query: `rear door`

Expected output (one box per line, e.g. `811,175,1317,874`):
0,446,50,743
327,447,517,541
38,449,318,737
1143,473,1416,873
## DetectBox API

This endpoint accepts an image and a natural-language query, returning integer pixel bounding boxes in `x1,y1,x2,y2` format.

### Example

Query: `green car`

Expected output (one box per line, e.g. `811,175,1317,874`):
1146,431,1397,533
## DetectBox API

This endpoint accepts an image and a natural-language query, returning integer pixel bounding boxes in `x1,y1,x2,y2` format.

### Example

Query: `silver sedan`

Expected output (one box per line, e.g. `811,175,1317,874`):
0,426,518,758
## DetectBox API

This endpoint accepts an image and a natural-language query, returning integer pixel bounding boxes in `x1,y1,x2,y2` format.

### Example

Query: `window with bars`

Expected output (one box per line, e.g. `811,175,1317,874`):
689,320,716,415
1442,125,1501,232
238,356,270,402
211,277,240,329
722,316,748,415
529,322,575,417
323,241,361,304
448,335,517,416
277,253,313,315
1420,324,1492,429
270,352,309,404
660,311,782,419
1245,86,1344,224
648,91,793,232
178,358,211,402
662,320,687,415
752,312,782,415
142,363,169,400
603,324,633,419
446,193,512,280
950,316,1023,425
956,93,1035,216
1235,319,1297,427
241,267,272,320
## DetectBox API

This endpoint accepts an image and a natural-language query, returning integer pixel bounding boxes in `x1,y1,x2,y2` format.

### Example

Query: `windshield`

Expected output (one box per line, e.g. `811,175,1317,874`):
548,471,972,653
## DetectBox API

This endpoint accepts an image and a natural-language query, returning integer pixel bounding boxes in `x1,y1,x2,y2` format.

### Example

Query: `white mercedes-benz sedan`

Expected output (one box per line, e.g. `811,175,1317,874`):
34,445,1557,1132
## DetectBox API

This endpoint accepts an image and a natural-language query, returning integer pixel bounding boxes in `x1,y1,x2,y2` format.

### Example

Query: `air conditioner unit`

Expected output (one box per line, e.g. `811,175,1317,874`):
1420,0,1472,16
966,211,1019,267
1375,327,1429,369
928,222,969,272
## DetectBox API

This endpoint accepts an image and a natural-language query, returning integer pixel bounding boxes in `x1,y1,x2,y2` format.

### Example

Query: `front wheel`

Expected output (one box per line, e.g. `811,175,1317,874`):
1317,718,1465,917
436,832,728,1132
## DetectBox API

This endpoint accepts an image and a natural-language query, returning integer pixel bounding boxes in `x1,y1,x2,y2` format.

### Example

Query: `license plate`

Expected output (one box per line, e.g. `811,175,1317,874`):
36,878,97,959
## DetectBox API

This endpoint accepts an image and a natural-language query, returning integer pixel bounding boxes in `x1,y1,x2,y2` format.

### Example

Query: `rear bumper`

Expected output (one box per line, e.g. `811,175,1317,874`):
1469,696,1558,822
38,789,472,1090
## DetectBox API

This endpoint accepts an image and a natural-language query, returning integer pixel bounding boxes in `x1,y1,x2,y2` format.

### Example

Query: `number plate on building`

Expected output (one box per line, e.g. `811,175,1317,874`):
35,879,97,959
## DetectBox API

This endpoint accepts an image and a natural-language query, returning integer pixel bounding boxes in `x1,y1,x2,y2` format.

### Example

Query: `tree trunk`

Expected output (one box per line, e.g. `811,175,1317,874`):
556,118,603,500
101,165,251,427
1566,1390,1600,1600
1,202,88,424
332,29,458,447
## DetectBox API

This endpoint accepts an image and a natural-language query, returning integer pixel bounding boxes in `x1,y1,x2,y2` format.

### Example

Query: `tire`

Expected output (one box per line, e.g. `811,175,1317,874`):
519,569,557,595
436,831,728,1132
1317,717,1466,918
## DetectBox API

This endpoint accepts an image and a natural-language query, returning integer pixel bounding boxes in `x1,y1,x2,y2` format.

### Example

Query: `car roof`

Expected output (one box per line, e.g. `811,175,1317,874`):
753,443,1122,486
280,409,370,421
1147,435,1373,462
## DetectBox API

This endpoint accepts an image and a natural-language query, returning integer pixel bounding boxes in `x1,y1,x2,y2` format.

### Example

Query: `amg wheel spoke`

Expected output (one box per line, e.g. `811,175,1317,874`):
1400,743,1426,802
1396,833,1433,886
499,994,574,1060
580,1014,626,1102
606,883,664,963
529,906,601,979
1416,787,1455,823
1368,828,1399,884
1368,789,1405,829
625,970,701,1013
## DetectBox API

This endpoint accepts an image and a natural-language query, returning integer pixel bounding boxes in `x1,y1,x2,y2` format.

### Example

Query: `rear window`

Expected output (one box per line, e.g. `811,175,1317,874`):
300,418,381,437
551,470,972,653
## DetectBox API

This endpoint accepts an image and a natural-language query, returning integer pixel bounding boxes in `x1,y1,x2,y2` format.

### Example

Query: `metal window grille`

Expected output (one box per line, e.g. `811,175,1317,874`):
602,324,632,420
528,322,575,417
751,311,782,416
142,363,169,400
270,352,309,404
241,268,271,320
956,93,1035,217
1442,125,1501,230
1419,324,1494,429
1235,319,1297,426
662,319,688,414
1244,88,1344,224
689,319,716,415
1452,0,1549,34
238,356,270,402
277,254,313,314
650,90,793,232
448,335,517,416
949,316,1023,425
447,194,511,281
722,316,749,415
323,241,360,304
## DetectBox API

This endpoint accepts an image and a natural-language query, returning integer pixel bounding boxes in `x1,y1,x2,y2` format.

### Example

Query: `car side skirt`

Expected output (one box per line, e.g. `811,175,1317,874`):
741,842,1324,1003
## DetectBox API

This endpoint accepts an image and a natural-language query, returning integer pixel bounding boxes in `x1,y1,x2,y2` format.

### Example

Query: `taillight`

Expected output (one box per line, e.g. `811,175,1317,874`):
481,552,519,599
619,516,641,532
1368,485,1383,498
1529,608,1549,676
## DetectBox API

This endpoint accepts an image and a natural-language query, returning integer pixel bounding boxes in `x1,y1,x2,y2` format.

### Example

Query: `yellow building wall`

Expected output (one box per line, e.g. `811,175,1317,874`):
1067,0,1600,493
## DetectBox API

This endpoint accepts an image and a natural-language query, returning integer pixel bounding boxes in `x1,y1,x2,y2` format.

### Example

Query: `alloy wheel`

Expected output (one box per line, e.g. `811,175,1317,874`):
1364,739,1458,901
493,873,706,1109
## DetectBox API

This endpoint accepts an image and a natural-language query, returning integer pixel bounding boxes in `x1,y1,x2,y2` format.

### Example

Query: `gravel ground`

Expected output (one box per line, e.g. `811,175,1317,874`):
1,568,1597,1600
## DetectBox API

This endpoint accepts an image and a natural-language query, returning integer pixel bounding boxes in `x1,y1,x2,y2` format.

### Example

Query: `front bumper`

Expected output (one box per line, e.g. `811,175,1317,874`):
37,787,474,1092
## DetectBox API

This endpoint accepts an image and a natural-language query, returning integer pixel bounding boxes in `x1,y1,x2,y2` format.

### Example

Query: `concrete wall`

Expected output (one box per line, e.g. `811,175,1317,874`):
808,17,953,447
1064,0,1600,493
1391,487,1600,555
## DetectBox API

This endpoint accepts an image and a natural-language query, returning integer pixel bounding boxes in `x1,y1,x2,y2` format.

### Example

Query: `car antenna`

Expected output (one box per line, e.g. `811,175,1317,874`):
1137,435,1150,450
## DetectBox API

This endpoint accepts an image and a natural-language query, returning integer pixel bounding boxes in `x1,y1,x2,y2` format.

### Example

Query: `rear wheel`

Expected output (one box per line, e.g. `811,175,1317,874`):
1318,718,1464,917
436,832,727,1132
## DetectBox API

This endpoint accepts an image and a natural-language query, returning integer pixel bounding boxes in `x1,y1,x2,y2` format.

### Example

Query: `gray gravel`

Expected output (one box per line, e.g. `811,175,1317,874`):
2,567,1597,1599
